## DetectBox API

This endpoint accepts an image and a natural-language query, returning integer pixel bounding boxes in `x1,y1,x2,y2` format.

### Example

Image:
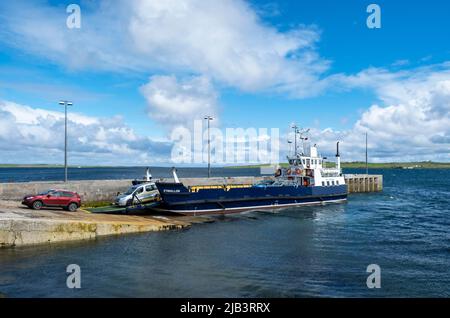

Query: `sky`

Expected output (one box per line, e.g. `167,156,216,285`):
0,0,449,165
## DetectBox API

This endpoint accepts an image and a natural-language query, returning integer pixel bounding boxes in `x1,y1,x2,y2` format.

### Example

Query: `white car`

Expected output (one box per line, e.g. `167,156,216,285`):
114,183,159,207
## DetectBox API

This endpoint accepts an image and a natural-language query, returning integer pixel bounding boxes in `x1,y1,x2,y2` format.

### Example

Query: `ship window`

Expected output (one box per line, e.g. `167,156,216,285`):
322,181,325,186
327,181,330,186
302,159,306,165
336,181,339,185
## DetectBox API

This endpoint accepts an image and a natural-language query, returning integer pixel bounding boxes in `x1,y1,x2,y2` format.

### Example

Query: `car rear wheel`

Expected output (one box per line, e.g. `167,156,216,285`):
67,203,78,212
32,201,43,210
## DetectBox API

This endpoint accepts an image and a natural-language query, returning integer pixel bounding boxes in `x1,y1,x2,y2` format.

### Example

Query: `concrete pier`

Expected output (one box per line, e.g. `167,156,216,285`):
0,174,382,247
0,200,195,247
344,174,383,193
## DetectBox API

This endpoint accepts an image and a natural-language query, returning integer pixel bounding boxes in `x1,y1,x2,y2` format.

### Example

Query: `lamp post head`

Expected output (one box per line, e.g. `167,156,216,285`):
204,116,213,120
59,100,73,106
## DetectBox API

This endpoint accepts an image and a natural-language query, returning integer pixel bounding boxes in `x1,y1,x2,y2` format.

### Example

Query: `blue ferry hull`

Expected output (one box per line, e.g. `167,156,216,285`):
155,182,348,215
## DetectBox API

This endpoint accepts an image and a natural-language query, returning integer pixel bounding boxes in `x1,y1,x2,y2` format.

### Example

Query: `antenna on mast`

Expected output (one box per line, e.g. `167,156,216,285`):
291,124,299,157
299,128,310,155
287,140,293,157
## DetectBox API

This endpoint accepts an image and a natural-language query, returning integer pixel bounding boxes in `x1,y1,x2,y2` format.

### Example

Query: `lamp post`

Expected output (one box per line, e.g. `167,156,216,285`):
204,116,213,178
59,100,73,182
365,132,368,175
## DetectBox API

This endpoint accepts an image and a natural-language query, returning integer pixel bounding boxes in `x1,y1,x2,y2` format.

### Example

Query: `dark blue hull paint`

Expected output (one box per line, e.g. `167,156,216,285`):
155,182,348,215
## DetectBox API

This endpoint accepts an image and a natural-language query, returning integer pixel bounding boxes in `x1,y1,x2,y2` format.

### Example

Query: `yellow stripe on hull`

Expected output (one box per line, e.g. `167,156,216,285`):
189,184,252,192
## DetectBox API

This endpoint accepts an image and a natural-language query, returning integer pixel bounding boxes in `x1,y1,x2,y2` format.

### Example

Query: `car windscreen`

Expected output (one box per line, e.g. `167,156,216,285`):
38,190,53,195
123,186,139,195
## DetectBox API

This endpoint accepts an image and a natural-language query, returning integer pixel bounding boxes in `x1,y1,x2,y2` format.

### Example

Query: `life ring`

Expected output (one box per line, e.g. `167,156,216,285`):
286,169,292,175
295,168,302,175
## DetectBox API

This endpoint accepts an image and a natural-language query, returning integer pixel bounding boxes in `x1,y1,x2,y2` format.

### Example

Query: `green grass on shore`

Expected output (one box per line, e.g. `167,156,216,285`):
230,161,450,169
81,201,114,208
2,161,450,169
0,164,119,168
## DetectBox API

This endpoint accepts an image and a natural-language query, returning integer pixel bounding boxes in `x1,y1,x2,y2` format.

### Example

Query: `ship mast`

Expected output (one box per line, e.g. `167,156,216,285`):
291,124,299,157
298,128,310,155
290,125,311,158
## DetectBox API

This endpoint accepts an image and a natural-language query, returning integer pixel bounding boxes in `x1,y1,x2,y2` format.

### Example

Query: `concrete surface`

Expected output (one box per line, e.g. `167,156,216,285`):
0,200,196,247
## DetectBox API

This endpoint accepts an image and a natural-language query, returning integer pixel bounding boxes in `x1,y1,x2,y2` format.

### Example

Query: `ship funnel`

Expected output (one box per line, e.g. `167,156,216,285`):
172,167,180,183
335,142,341,172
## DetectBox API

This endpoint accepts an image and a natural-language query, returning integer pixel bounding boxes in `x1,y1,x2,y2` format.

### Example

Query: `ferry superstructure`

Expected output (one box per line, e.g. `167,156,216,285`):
155,140,347,215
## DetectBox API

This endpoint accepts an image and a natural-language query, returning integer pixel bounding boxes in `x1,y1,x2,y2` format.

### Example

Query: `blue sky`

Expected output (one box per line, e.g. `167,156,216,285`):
0,0,449,165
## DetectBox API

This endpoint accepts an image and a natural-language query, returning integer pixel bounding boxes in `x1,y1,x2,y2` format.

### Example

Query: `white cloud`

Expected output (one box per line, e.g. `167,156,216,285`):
0,101,98,125
0,0,328,96
1,1,449,163
140,75,218,130
129,0,327,94
0,0,333,146
0,100,172,165
304,65,450,162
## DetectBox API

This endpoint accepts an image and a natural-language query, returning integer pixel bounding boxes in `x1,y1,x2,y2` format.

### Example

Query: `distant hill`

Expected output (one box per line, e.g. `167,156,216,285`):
0,164,111,168
230,161,450,169
2,162,450,169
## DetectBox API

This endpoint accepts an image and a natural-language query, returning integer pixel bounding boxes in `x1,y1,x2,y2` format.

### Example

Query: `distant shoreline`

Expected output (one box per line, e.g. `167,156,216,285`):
0,164,117,168
1,162,450,169
229,162,450,169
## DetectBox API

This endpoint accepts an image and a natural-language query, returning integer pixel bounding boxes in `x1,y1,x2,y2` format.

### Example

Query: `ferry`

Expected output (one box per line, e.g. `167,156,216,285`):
155,140,347,215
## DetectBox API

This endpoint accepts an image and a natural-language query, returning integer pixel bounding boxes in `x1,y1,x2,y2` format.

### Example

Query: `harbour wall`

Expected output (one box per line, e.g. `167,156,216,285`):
0,175,382,204
0,179,132,203
0,177,262,203
344,174,383,193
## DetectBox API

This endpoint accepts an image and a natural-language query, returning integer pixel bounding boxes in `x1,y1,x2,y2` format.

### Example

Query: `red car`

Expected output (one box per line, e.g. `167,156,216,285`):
22,189,81,212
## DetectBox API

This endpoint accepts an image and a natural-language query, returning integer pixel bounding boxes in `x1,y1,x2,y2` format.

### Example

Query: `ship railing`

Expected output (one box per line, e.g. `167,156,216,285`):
189,184,252,193
321,168,341,177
